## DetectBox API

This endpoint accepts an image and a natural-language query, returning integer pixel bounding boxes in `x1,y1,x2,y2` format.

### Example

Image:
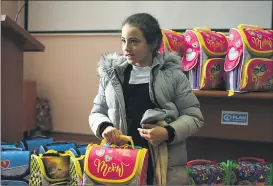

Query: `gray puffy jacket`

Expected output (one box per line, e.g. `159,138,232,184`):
89,52,204,185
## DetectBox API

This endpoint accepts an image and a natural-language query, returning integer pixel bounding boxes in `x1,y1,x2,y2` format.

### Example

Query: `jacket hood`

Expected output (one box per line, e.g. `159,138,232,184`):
97,52,182,77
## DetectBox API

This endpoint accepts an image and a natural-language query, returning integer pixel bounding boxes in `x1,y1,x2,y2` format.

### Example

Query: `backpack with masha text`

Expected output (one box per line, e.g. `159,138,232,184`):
224,24,273,96
182,27,228,90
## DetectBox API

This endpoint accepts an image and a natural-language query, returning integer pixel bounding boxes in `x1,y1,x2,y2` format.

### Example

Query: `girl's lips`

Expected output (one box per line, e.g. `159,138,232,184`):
126,54,135,59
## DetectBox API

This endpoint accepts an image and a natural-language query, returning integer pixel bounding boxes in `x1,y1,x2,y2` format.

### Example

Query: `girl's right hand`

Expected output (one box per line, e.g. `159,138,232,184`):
102,126,123,143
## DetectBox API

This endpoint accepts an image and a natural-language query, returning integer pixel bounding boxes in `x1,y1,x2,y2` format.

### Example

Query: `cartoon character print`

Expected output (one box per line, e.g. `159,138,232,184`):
42,156,70,179
224,29,244,72
210,63,221,88
252,64,267,89
242,59,273,91
182,30,200,71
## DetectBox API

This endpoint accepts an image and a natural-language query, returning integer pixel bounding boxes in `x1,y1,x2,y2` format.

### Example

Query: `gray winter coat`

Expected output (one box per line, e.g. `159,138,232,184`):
89,52,204,185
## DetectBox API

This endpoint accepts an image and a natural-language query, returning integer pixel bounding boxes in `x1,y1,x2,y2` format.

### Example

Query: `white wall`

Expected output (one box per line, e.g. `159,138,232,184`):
1,1,25,28
27,1,272,32
23,34,122,134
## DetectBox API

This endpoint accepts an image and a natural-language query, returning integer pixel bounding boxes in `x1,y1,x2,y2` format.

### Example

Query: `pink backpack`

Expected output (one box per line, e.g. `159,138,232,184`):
159,29,185,56
224,24,273,96
181,27,228,90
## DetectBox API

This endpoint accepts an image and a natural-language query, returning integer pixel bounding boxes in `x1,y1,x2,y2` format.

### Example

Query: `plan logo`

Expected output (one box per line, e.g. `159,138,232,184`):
221,111,248,125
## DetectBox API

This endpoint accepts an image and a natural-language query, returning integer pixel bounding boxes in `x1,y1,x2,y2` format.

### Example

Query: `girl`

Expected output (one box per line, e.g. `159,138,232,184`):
89,13,204,185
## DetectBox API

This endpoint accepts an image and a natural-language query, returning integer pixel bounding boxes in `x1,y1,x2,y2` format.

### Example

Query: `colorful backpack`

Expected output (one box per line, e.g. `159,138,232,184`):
29,150,70,185
159,29,185,55
39,141,77,154
1,148,31,185
66,148,85,186
1,142,18,149
68,144,88,157
182,27,228,90
82,135,149,185
17,135,54,153
186,159,229,185
228,157,273,185
224,24,273,96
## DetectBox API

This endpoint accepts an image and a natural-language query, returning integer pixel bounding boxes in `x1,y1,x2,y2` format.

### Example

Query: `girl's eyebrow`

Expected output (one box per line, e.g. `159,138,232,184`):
121,36,140,40
129,37,140,40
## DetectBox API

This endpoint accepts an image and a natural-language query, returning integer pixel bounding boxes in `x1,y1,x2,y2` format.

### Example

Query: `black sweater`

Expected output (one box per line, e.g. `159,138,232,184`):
123,65,155,184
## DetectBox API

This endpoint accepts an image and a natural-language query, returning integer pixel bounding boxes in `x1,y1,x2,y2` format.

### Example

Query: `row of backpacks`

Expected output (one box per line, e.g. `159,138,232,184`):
159,24,273,96
1,135,273,185
187,158,273,185
1,136,87,185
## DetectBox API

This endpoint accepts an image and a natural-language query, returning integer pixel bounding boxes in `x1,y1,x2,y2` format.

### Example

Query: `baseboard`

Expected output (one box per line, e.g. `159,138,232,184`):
49,131,100,144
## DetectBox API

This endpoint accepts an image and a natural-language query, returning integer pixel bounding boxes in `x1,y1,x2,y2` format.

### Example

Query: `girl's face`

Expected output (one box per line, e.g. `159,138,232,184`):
121,24,153,67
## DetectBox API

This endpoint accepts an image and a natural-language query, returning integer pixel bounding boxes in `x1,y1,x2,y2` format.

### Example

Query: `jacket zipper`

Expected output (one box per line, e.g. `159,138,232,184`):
114,69,128,135
115,69,123,86
148,65,161,175
150,65,162,109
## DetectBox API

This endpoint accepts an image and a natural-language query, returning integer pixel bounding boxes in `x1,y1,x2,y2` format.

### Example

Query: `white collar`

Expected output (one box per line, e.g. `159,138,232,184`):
129,65,151,84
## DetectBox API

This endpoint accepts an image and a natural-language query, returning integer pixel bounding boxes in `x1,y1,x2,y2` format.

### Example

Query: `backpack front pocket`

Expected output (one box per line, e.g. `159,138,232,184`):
240,58,273,91
200,58,225,90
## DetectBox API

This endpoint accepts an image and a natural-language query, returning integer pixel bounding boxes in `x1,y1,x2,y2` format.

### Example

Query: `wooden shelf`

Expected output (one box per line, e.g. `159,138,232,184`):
1,15,45,52
193,90,273,100
193,90,273,143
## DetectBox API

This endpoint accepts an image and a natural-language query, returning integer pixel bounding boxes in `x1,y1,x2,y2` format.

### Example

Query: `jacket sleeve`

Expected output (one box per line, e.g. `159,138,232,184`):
89,78,112,139
169,70,204,145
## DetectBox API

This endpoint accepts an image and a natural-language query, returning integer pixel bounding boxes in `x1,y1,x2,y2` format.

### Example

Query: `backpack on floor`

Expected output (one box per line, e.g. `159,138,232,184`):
186,159,230,185
39,141,77,154
1,148,31,185
228,157,273,185
29,150,70,185
66,148,86,185
17,135,54,153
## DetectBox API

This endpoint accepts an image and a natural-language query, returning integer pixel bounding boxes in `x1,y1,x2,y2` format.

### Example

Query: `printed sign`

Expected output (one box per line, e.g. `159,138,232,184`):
221,110,248,125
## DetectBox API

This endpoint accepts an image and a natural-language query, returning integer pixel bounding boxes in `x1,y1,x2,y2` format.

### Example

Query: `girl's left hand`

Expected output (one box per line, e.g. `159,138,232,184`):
137,124,168,145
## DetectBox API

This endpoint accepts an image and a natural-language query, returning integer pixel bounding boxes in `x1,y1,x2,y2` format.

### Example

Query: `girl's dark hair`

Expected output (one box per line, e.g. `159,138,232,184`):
122,13,162,57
